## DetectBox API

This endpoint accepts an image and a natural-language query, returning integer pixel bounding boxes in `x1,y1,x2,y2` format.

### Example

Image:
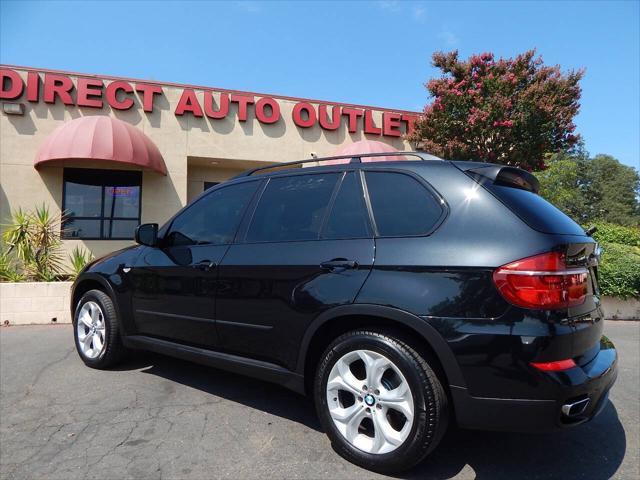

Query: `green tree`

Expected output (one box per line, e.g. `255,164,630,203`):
536,153,640,226
585,155,640,226
536,153,589,222
410,50,584,170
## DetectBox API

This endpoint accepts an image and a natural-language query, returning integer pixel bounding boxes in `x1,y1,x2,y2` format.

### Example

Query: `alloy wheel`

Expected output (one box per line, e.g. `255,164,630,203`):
325,349,414,455
76,301,106,359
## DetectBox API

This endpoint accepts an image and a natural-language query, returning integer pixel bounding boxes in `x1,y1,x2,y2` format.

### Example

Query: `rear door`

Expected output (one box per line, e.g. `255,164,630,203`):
215,170,375,369
130,180,260,348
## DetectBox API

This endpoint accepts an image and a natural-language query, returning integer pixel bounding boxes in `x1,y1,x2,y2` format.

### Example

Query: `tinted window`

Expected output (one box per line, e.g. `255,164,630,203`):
62,168,141,240
323,172,371,239
166,181,258,246
365,171,443,236
247,173,339,242
487,184,585,235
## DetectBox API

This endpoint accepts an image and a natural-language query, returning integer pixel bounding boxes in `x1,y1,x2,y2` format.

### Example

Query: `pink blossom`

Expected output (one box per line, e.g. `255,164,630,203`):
480,52,494,62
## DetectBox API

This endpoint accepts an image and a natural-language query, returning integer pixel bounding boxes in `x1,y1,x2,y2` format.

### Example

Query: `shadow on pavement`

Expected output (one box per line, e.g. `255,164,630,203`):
117,353,626,480
119,352,321,432
405,401,626,480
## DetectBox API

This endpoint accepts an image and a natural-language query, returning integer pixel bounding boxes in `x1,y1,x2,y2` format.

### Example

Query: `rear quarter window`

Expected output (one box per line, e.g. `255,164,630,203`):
364,171,444,236
487,184,586,235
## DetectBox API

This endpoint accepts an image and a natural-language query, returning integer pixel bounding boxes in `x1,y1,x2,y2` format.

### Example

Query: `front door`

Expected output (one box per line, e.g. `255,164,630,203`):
130,180,260,348
216,171,375,369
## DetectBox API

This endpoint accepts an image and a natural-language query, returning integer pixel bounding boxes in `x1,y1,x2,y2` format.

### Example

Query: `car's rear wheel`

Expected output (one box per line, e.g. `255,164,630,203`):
315,329,448,473
73,289,125,369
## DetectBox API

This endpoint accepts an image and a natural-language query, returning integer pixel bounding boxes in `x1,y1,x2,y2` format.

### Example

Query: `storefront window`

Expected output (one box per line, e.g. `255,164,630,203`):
62,169,142,239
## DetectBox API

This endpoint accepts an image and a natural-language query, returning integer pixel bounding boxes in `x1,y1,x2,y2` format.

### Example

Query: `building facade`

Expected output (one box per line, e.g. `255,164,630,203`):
0,65,417,258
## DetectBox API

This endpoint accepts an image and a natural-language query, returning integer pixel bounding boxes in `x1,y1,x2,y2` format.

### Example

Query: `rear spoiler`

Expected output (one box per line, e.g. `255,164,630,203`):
452,161,540,194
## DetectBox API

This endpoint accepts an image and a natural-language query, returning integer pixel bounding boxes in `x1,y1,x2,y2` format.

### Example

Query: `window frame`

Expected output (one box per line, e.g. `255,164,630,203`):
319,171,373,240
61,168,142,241
361,168,449,238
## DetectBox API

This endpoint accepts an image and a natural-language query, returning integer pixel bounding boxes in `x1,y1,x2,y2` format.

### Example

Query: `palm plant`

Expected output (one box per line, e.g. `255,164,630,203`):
0,247,24,282
2,204,65,281
68,246,94,280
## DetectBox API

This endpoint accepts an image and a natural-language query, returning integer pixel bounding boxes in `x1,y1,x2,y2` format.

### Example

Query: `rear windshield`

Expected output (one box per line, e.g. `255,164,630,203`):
486,184,586,235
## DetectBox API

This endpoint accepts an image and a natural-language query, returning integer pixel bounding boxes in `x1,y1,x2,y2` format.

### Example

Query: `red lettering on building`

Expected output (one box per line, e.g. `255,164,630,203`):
402,114,418,136
77,78,104,108
26,72,39,102
318,105,341,130
43,74,74,105
364,110,381,135
106,81,134,110
135,83,162,112
231,94,254,122
342,107,363,133
204,91,229,119
382,112,402,137
0,68,23,99
0,68,417,137
175,89,204,117
292,102,316,128
255,97,280,124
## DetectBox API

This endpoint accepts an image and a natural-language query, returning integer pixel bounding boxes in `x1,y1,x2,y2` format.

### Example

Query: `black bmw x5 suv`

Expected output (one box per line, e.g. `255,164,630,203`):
71,152,617,473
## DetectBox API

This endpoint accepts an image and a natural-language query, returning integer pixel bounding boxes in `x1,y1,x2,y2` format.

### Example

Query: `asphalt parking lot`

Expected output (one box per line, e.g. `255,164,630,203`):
1,321,638,480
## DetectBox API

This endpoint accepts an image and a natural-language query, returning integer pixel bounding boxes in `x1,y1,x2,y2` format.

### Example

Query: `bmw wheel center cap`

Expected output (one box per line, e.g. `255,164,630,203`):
364,394,375,406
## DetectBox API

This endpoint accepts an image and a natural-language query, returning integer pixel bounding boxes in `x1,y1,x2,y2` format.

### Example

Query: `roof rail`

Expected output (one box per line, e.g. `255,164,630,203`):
235,151,443,178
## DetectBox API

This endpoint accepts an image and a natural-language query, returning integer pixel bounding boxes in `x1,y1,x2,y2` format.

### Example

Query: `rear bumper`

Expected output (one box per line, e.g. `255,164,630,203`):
451,336,618,432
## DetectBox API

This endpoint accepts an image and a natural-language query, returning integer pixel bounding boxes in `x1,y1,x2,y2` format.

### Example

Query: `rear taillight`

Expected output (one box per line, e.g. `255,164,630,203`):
493,252,588,309
530,359,576,371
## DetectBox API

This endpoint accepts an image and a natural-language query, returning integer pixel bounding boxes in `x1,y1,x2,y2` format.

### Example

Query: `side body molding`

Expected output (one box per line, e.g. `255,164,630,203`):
296,304,467,388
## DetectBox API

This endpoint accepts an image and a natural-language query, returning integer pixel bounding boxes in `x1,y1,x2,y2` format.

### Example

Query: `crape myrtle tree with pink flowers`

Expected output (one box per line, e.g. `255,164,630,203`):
409,50,584,171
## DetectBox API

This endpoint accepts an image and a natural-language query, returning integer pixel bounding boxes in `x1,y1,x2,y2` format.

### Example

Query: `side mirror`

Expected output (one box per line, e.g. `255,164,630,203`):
135,223,158,247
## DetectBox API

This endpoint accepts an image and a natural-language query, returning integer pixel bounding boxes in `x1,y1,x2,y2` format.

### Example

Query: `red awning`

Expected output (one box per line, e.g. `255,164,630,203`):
324,139,407,165
34,116,167,175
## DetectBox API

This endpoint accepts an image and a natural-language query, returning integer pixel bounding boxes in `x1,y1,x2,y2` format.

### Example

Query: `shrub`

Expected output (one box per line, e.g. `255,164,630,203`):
1,205,94,282
2,205,65,281
590,222,640,247
597,242,640,299
68,246,94,280
0,246,25,282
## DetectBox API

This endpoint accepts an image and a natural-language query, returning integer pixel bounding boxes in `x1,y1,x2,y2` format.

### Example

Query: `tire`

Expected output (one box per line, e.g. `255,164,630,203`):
73,289,125,369
314,329,448,474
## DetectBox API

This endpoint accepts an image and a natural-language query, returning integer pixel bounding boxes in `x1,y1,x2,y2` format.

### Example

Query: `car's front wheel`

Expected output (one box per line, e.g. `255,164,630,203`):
315,329,448,473
73,289,125,369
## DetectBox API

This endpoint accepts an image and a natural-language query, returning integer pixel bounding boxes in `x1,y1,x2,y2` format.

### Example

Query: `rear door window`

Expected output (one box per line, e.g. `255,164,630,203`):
246,173,340,242
322,172,371,239
364,171,443,236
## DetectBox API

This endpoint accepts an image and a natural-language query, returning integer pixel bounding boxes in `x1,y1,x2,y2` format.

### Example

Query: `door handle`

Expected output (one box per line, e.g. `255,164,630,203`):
320,258,358,271
193,260,216,272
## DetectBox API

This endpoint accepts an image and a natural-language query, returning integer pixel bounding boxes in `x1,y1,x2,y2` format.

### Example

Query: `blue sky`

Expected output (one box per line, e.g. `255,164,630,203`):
1,0,638,168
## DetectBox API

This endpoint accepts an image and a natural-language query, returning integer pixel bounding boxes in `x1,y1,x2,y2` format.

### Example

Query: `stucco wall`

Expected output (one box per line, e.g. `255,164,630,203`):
0,282,72,325
1,67,412,259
